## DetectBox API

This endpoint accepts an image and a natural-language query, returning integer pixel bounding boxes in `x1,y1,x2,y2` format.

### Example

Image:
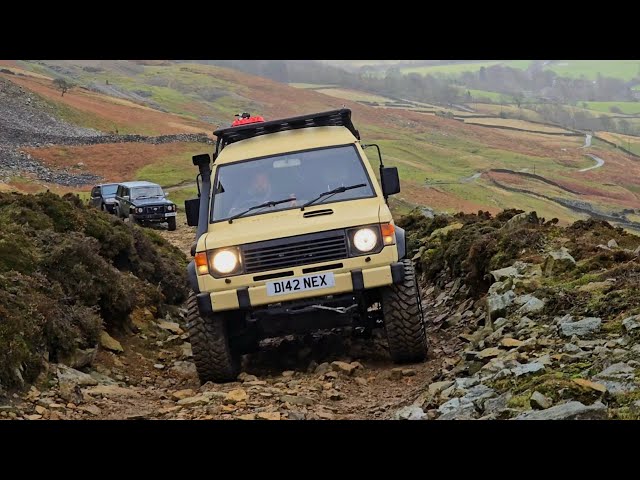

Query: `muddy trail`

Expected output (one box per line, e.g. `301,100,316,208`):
5,217,463,421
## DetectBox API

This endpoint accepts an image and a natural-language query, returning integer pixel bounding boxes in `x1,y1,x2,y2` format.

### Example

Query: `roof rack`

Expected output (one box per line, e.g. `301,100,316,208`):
212,108,360,155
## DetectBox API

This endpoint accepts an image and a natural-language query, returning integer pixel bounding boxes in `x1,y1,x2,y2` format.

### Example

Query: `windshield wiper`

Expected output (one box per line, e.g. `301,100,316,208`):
301,183,366,210
228,197,296,223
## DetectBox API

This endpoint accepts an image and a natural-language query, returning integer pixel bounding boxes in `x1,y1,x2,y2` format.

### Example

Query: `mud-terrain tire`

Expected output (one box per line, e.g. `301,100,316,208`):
167,217,177,231
186,292,240,383
381,259,427,363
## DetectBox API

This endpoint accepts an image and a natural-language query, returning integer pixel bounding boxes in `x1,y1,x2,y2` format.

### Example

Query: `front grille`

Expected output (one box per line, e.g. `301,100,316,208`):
242,229,348,274
144,205,166,214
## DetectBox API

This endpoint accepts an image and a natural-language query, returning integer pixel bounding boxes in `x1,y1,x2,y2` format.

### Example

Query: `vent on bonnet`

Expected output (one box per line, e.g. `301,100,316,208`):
303,209,334,218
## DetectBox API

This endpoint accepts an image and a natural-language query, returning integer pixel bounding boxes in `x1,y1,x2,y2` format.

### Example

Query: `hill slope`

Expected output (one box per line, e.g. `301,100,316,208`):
1,60,639,230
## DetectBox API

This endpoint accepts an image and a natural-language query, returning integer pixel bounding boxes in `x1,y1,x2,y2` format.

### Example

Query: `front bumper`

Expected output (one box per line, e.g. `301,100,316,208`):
133,212,176,222
196,261,405,316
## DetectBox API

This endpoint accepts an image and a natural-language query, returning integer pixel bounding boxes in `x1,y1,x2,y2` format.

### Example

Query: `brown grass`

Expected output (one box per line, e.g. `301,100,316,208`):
6,75,212,135
21,142,203,183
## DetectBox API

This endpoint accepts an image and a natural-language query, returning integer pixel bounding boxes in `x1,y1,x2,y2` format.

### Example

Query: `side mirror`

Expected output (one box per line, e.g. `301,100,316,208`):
123,195,130,201
185,198,200,227
192,153,211,167
381,167,400,196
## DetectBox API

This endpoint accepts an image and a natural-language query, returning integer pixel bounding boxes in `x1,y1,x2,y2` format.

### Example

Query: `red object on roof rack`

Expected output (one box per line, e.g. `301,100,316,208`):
231,113,265,127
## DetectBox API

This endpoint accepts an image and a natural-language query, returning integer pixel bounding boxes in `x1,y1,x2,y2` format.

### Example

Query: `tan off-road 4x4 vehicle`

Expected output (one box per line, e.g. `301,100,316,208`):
184,109,427,382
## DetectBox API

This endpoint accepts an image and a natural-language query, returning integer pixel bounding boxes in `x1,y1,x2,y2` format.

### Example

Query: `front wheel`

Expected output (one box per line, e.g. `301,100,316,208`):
186,292,241,383
167,217,177,231
381,259,428,363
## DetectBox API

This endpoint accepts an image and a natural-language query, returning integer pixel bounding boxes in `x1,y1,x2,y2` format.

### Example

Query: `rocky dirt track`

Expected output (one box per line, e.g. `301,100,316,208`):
0,217,455,421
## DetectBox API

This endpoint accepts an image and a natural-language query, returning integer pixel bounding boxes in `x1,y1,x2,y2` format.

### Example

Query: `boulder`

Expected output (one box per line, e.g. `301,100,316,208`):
394,405,426,420
514,401,607,420
486,290,516,320
560,318,602,337
543,247,576,276
515,294,545,315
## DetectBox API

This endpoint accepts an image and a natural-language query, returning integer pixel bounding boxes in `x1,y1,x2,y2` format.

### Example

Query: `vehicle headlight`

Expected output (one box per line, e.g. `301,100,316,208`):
136,207,144,213
167,205,174,211
211,249,239,274
353,228,378,252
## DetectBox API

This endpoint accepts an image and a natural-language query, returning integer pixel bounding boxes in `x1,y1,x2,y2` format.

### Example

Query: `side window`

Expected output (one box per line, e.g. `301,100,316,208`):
91,187,97,197
124,188,130,198
96,186,101,196
116,186,122,197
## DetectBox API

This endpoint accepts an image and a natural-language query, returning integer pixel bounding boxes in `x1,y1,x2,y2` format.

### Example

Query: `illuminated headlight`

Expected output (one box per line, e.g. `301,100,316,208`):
353,228,378,252
136,207,144,213
211,249,239,274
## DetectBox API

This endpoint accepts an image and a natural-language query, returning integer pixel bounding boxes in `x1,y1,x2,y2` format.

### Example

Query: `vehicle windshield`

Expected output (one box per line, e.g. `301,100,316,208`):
211,145,374,222
131,186,164,199
101,184,118,196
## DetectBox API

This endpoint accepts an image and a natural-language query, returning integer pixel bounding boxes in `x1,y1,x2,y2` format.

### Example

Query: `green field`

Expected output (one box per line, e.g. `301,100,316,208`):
397,60,640,82
317,87,396,103
546,60,640,81
400,61,531,76
582,101,640,115
11,60,640,231
135,144,207,188
464,89,512,102
288,83,334,89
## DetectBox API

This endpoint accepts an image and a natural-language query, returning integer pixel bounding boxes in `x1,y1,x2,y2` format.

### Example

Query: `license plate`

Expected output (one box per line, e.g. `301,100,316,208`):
165,212,177,217
266,273,335,296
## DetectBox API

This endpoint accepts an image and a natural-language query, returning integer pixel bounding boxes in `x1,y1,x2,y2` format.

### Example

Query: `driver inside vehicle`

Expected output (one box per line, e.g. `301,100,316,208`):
228,170,296,216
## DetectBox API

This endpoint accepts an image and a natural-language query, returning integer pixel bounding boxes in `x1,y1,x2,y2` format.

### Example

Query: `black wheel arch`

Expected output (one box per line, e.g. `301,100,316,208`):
395,225,407,259
187,260,200,293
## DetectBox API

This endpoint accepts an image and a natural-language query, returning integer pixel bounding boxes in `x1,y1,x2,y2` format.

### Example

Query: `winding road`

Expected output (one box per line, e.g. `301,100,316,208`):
579,153,605,172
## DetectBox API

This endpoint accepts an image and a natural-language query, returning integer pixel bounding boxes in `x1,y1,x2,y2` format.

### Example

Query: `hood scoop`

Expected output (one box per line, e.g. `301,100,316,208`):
303,209,334,218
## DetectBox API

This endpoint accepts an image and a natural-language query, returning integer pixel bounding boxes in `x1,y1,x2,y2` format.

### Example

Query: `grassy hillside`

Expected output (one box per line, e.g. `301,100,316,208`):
582,101,640,115
3,60,640,231
0,192,188,388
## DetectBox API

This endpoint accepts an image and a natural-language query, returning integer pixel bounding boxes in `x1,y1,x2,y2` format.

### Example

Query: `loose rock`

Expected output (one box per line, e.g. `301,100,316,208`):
157,321,183,335
331,361,357,376
172,389,195,401
560,318,602,337
279,395,314,406
394,405,426,420
99,331,124,353
514,401,607,420
530,391,552,410
257,412,281,420
224,389,248,405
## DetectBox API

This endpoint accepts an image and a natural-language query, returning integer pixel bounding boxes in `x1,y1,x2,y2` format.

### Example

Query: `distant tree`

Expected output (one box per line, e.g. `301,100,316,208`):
609,105,623,114
600,115,613,131
479,66,487,82
581,102,588,109
513,93,524,108
53,78,72,97
618,118,630,134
